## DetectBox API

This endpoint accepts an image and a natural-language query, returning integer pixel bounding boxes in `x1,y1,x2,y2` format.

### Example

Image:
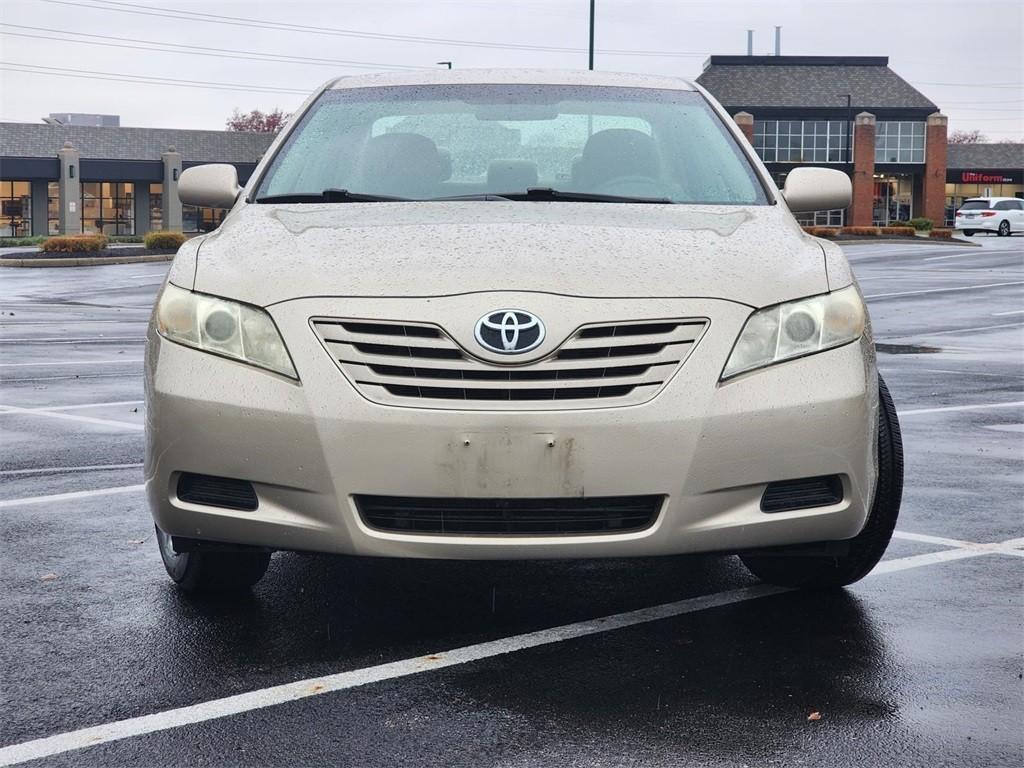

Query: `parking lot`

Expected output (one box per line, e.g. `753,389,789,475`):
1,236,1021,767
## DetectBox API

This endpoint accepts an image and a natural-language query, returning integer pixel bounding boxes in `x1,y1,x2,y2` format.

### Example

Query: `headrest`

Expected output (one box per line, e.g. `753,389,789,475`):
359,132,449,197
573,128,659,188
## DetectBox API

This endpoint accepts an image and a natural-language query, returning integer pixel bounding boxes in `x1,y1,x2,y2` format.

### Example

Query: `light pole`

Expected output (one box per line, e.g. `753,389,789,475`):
588,0,595,70
839,93,853,164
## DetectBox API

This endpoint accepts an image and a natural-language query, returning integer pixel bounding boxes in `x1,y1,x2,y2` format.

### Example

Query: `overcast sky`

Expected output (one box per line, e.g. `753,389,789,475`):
1,0,1021,139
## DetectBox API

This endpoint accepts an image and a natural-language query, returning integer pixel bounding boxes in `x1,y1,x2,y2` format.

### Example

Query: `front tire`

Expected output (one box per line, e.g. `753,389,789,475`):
739,376,904,589
962,230,974,237
998,220,1011,237
156,526,271,593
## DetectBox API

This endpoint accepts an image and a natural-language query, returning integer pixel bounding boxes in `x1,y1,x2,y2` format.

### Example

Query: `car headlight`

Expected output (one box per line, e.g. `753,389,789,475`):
156,283,298,379
721,285,865,380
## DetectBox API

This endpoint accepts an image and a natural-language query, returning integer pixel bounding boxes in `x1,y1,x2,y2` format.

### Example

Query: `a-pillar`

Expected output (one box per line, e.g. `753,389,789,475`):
921,112,948,226
161,146,183,231
849,112,876,227
57,141,81,235
733,111,754,145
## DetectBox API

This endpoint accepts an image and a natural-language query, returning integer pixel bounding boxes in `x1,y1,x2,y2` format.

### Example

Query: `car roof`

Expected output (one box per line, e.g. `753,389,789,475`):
963,196,1018,202
327,68,698,92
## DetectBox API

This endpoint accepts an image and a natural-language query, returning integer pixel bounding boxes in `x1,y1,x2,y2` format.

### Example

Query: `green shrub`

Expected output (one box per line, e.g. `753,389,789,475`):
0,235,46,247
40,234,108,253
143,231,187,250
907,217,934,231
108,235,145,243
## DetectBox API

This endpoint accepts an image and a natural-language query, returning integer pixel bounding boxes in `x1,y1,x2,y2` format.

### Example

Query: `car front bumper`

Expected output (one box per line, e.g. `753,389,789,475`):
145,294,879,560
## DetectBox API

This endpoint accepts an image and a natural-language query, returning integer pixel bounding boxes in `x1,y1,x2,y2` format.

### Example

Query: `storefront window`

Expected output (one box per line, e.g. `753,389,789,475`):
873,174,914,225
82,182,134,235
47,182,60,235
150,183,163,232
182,205,226,233
0,180,32,237
944,179,1024,226
754,120,849,163
875,122,925,164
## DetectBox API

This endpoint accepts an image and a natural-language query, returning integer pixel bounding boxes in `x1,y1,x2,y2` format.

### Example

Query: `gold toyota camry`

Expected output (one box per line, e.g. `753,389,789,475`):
146,69,902,593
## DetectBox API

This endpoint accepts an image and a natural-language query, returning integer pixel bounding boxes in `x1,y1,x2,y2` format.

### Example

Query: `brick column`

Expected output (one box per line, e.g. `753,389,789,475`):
161,146,183,231
849,112,876,227
57,141,81,234
921,112,948,226
733,111,754,145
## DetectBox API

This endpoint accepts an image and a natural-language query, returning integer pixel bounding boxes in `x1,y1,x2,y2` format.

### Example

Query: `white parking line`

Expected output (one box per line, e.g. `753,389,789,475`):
0,359,143,368
993,309,1024,317
0,404,143,431
30,400,144,412
0,337,144,344
0,541,1011,767
922,251,990,262
899,400,1024,417
0,463,143,477
863,281,1024,300
878,321,1024,341
0,484,145,509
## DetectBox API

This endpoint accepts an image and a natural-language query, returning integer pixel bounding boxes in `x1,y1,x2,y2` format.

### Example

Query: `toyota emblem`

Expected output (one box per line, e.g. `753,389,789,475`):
474,310,545,354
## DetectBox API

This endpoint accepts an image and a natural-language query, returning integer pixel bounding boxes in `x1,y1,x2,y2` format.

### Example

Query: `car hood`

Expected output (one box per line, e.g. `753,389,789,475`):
187,202,827,308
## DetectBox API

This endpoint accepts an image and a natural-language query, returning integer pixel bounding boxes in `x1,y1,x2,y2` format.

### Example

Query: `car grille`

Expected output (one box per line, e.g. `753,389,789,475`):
311,317,707,409
354,495,664,535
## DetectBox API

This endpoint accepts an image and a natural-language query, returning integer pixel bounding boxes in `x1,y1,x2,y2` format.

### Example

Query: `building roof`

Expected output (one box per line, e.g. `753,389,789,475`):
696,56,938,111
0,122,274,162
947,142,1024,170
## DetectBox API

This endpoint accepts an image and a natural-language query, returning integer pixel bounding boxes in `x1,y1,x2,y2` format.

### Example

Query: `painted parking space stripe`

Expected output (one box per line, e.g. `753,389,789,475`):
898,400,1024,417
0,484,145,509
863,280,1024,300
0,463,143,477
0,337,144,344
1,542,1015,768
0,403,143,431
0,358,143,367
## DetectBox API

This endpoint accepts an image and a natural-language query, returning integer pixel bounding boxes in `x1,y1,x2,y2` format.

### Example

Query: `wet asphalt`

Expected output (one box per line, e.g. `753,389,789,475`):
1,235,1022,767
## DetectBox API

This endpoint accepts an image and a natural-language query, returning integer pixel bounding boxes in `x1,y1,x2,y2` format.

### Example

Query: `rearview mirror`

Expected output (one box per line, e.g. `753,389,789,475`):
781,167,851,213
178,164,241,209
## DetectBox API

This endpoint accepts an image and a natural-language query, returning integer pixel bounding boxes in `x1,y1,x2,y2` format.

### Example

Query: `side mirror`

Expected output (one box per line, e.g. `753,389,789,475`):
178,164,241,209
781,167,851,213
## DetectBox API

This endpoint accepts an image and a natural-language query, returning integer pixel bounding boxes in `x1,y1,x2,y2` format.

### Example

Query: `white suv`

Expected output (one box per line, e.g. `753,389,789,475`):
955,197,1024,237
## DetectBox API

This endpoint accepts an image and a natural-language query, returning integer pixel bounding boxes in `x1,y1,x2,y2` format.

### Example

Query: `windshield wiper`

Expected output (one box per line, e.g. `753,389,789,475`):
430,188,673,204
254,189,411,204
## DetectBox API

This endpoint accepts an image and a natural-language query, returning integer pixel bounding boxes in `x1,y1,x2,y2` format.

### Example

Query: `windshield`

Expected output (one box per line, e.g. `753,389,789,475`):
959,199,991,210
254,84,766,205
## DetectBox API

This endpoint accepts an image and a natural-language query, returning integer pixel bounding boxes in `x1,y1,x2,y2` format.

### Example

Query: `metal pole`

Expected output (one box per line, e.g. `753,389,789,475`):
846,94,853,164
588,0,595,70
747,29,753,56
437,61,452,69
774,26,781,56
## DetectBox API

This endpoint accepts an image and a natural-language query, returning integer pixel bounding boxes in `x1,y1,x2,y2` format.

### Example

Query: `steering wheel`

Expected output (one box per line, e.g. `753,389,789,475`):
593,175,668,197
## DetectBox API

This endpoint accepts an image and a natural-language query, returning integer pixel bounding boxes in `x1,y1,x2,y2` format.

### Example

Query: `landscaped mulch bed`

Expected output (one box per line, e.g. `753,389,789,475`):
0,248,177,260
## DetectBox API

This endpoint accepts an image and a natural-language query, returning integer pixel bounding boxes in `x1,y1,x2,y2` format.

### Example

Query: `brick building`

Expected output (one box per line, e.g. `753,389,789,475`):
698,55,970,227
0,122,272,237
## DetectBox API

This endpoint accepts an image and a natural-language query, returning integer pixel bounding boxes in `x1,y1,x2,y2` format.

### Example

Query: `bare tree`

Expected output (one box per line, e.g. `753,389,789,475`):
226,109,289,133
948,129,988,144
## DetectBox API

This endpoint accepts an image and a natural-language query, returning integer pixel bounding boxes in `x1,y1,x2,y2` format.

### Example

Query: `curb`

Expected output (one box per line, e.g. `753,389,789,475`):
0,254,174,268
828,238,981,247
